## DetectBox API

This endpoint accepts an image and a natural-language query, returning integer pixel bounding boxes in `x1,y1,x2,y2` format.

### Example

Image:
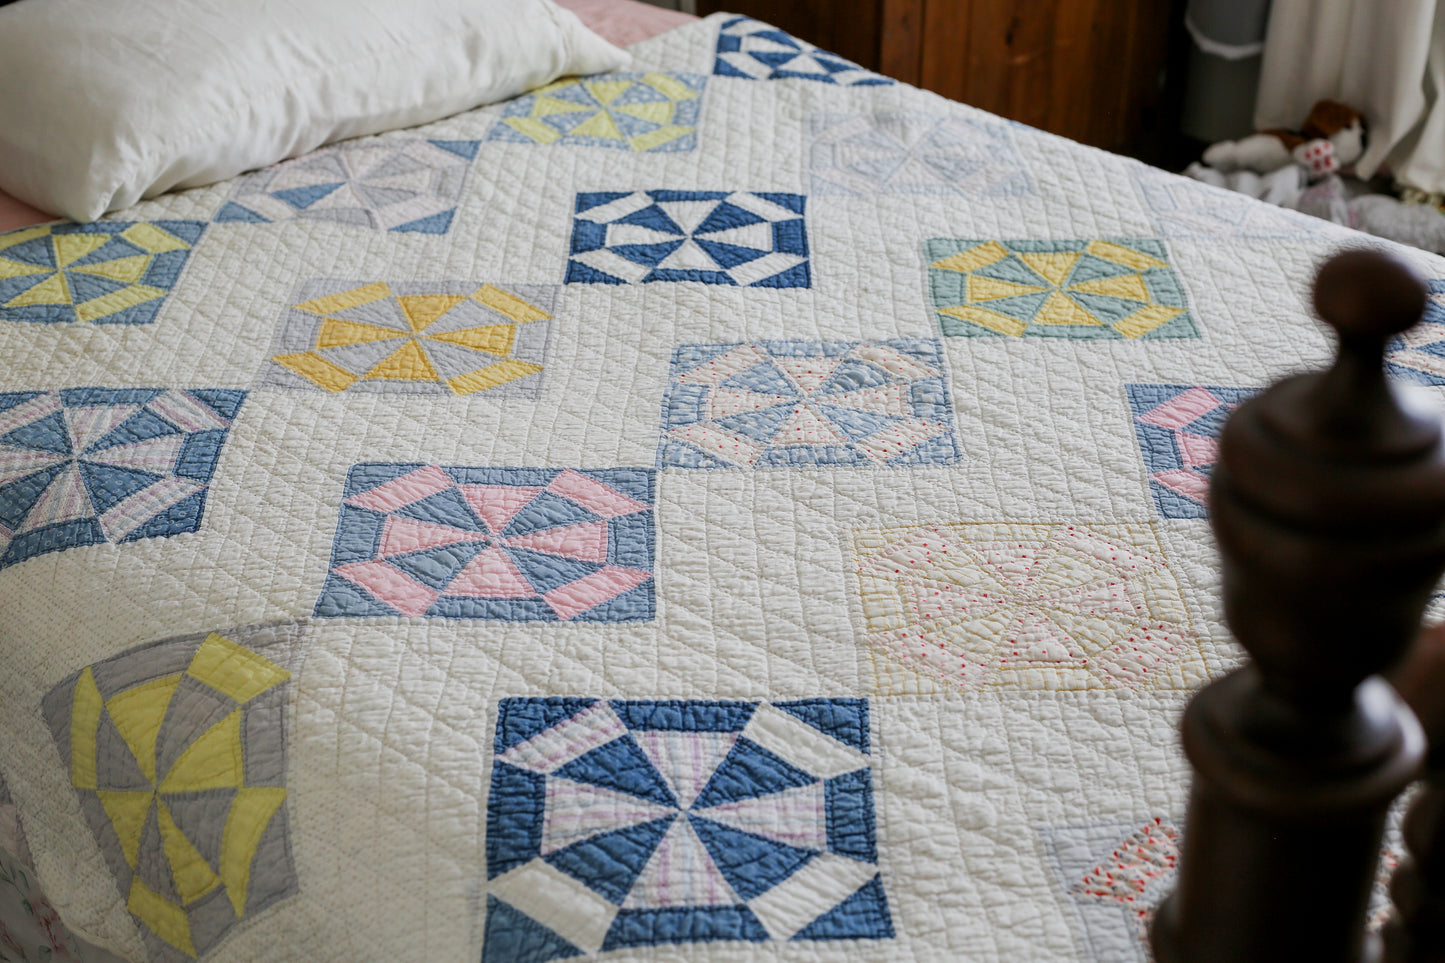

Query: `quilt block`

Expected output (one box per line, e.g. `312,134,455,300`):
261,280,553,397
488,73,706,153
40,623,304,962
714,16,890,86
1126,384,1257,519
854,522,1206,692
566,190,810,287
658,339,960,469
926,238,1197,339
483,698,891,960
1132,168,1332,240
215,139,480,234
0,221,205,325
808,111,1034,197
315,465,656,622
1387,279,1445,386
0,388,246,570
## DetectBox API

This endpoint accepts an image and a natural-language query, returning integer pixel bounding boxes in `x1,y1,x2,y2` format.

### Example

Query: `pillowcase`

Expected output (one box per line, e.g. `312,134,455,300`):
0,0,630,222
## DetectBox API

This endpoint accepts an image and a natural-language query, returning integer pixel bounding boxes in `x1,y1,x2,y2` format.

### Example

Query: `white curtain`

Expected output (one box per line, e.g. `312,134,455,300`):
1255,0,1445,193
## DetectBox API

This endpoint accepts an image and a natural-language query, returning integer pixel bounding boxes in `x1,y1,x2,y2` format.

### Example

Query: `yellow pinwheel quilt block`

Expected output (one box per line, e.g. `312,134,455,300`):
925,238,1198,339
0,221,204,325
261,280,554,397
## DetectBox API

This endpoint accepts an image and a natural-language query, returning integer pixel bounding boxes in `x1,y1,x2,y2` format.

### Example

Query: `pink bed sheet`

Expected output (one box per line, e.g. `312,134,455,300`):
0,0,695,232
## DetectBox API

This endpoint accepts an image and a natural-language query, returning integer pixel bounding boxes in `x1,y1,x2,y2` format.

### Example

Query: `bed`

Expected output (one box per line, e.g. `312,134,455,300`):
2,2,1443,962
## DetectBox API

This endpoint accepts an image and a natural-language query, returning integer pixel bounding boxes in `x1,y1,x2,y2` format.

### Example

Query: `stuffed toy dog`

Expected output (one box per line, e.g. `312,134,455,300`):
1202,100,1366,181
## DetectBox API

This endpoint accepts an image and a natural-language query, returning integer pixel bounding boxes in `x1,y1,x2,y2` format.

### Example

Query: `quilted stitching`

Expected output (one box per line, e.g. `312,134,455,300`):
0,11,1441,963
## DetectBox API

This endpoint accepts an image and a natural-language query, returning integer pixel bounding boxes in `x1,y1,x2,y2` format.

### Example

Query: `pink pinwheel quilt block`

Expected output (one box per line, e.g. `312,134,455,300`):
315,464,656,622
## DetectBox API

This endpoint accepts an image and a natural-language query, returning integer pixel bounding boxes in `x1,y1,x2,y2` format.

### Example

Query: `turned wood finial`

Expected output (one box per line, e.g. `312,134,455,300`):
1151,249,1444,963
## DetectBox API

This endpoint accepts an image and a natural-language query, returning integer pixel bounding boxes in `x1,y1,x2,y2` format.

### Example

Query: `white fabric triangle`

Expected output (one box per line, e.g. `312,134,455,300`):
691,781,827,851
621,816,737,909
655,200,718,234
65,405,139,453
540,777,676,855
656,239,721,272
773,358,841,396
770,405,847,446
0,447,67,487
632,730,737,809
83,435,183,475
21,463,94,532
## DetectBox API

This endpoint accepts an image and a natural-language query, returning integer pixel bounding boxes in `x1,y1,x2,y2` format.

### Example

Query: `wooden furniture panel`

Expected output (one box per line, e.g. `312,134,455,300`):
699,0,1178,162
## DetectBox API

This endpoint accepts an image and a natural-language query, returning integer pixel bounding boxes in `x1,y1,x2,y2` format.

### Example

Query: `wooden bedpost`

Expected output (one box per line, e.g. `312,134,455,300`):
1149,249,1445,963
1387,623,1445,961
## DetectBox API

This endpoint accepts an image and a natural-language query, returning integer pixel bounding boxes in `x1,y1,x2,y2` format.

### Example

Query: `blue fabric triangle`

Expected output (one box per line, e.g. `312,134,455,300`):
610,240,685,268
214,202,270,224
78,462,161,516
754,261,810,288
773,699,869,752
688,815,817,900
824,769,877,861
120,490,204,541
712,405,794,444
481,895,583,963
494,697,600,753
1067,252,1136,284
100,408,180,448
656,440,731,469
576,191,635,215
0,463,67,530
66,271,128,304
272,183,342,210
392,210,456,235
712,59,753,79
0,237,56,268
150,220,206,245
503,491,601,537
752,51,803,68
816,358,891,395
616,204,686,235
486,763,547,878
71,237,147,267
566,260,627,285
1066,291,1139,325
719,361,797,397
692,737,817,809
792,874,894,940
694,239,766,270
811,405,901,442
696,201,765,234
429,139,480,160
185,389,247,421
610,700,756,732
553,734,678,808
602,906,770,950
394,487,486,530
3,411,71,455
387,541,490,591
544,816,675,903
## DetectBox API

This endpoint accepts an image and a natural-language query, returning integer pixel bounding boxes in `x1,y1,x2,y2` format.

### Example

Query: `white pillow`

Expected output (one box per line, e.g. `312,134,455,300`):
0,0,630,222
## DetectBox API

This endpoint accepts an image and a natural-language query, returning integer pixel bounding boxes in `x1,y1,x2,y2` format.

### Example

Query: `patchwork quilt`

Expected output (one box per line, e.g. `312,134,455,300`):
2,13,1444,963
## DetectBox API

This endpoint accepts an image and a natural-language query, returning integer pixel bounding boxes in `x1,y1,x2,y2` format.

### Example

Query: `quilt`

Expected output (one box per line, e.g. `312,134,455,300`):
2,13,1444,963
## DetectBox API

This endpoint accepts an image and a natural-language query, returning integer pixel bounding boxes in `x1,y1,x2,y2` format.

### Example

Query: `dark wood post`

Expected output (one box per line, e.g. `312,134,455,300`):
1150,249,1445,963
1387,624,1445,961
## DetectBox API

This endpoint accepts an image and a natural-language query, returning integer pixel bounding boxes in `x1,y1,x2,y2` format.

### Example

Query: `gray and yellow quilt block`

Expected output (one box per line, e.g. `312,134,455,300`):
260,280,554,397
40,624,303,961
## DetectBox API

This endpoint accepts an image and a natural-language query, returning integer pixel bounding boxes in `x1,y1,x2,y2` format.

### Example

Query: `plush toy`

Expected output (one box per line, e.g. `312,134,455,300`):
1202,100,1366,181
